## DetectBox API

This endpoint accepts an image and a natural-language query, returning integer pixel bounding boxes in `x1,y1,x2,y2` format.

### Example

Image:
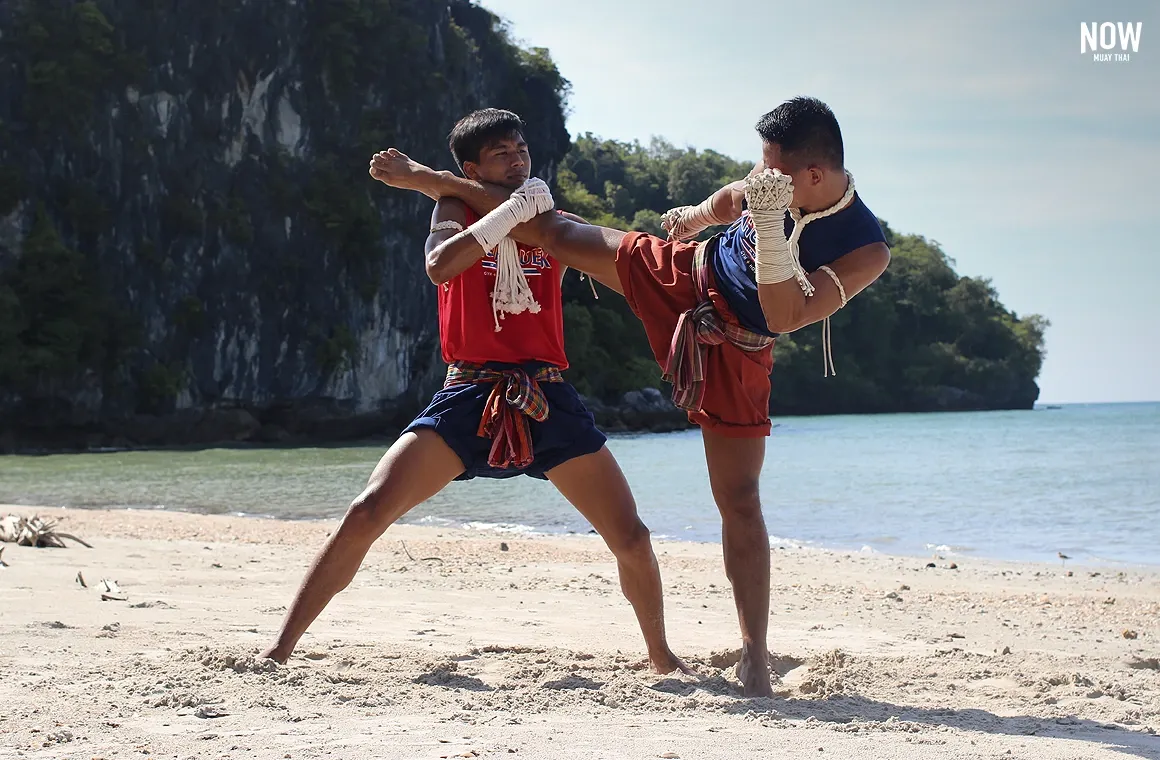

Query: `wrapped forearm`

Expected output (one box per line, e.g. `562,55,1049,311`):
661,193,734,241
467,178,554,252
745,170,813,292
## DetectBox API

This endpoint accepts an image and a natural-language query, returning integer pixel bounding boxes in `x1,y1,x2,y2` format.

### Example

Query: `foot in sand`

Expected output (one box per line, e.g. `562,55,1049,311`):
735,647,773,697
259,644,289,664
651,650,695,676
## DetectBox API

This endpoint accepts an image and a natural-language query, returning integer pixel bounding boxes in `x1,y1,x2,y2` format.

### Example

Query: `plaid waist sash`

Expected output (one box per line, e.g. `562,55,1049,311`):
445,361,564,469
663,242,775,413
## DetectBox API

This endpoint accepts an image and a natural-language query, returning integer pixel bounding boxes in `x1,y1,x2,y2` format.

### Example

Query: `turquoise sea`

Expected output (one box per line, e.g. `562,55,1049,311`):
2,403,1157,565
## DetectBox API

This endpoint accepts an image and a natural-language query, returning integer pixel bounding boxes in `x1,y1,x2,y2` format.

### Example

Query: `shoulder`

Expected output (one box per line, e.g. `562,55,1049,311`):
828,193,886,244
432,197,469,224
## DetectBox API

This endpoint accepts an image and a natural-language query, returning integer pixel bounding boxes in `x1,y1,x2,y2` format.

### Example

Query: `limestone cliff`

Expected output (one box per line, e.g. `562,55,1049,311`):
0,0,571,448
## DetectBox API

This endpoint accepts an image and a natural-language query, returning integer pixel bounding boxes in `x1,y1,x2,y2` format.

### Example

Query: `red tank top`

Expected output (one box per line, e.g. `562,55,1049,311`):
437,207,568,369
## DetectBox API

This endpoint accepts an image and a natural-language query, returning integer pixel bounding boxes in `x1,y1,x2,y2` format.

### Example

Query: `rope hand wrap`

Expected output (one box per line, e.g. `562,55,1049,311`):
745,170,799,287
747,169,857,377
661,195,733,241
466,178,555,331
430,220,464,233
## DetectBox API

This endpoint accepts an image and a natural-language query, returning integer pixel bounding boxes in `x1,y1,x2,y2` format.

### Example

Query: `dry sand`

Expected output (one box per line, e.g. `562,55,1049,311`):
1,505,1158,759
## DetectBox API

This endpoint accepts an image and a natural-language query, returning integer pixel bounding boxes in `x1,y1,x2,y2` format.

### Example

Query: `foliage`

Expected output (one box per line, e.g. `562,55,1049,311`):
0,207,123,390
6,0,141,137
313,324,358,377
0,0,1048,438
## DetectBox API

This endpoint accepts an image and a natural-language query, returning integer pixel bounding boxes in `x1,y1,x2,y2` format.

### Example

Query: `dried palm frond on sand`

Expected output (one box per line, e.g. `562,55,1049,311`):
0,514,92,549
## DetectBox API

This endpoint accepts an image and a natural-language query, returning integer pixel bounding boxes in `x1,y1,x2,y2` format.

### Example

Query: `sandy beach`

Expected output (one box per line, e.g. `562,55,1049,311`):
1,505,1157,759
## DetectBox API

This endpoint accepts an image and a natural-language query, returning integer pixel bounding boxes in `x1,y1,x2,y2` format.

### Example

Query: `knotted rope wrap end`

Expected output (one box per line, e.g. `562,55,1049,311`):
466,178,555,331
817,264,848,378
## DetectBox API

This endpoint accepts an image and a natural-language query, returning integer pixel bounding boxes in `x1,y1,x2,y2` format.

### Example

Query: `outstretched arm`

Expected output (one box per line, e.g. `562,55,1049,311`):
371,149,510,216
660,181,743,241
660,160,768,241
370,149,556,249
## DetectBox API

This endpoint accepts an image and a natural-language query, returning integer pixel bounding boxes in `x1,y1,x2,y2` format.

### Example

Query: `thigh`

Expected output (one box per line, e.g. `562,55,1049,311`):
690,343,774,438
545,446,643,537
519,213,626,294
356,429,466,522
614,233,699,366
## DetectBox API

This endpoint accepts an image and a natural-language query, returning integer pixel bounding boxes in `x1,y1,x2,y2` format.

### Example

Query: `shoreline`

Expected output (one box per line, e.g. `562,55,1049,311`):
4,501,1158,571
2,505,1158,758
4,397,1106,457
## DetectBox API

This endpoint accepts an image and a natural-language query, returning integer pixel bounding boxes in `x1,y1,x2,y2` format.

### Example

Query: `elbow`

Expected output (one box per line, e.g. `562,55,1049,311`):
876,246,892,276
764,316,798,335
764,303,806,335
425,251,452,285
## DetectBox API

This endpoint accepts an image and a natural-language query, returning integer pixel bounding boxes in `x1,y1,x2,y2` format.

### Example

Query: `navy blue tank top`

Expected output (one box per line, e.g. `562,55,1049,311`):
709,193,886,336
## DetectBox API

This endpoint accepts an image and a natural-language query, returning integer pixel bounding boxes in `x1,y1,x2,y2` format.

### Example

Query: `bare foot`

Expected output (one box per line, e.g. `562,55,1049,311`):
650,649,695,676
368,148,440,195
259,644,290,664
736,648,774,697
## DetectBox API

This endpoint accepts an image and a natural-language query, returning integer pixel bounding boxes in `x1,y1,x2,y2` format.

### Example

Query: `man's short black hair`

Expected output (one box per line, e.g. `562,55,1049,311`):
448,108,526,172
755,97,844,171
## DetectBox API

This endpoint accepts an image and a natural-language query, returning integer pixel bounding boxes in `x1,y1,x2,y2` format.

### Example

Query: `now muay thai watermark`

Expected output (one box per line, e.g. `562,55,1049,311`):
1080,22,1143,62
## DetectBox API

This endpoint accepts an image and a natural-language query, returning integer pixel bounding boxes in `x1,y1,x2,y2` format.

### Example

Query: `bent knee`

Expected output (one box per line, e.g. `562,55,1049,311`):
712,479,763,521
344,485,407,534
607,519,652,558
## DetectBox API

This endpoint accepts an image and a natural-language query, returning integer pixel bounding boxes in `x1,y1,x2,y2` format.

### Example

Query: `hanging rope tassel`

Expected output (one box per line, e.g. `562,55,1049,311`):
491,237,541,331
817,264,848,378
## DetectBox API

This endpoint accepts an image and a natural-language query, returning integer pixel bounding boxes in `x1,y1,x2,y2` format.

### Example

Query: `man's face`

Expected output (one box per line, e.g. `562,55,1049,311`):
465,133,531,189
760,141,818,209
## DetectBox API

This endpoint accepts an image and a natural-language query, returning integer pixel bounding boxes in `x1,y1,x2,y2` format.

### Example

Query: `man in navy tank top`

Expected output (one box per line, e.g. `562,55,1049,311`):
373,97,891,697
262,110,689,677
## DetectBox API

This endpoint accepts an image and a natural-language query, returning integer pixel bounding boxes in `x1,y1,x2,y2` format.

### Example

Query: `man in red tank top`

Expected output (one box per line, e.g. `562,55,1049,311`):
262,110,687,677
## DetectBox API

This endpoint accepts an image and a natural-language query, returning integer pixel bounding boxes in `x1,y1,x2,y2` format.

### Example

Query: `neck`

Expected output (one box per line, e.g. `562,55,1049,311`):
799,171,851,215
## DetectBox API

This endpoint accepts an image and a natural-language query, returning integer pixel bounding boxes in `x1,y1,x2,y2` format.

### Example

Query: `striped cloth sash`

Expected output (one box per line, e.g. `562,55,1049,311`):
663,242,775,413
445,361,564,469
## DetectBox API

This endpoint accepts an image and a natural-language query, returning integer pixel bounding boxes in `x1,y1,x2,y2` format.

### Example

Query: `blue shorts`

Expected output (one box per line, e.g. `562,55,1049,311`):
403,364,607,481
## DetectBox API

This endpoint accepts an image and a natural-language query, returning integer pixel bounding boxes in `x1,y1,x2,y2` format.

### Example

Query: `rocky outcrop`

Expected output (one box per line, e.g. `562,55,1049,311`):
0,0,571,449
583,388,691,435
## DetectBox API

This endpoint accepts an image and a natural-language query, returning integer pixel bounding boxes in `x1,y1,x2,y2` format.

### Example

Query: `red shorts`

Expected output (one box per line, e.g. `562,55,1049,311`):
615,232,774,438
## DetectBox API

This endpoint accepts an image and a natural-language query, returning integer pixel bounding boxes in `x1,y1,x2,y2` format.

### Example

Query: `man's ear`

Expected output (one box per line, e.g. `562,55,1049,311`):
809,166,825,187
462,161,480,182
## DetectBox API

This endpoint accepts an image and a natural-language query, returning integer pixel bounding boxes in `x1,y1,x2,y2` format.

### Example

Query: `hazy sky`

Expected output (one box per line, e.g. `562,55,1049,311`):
477,0,1158,404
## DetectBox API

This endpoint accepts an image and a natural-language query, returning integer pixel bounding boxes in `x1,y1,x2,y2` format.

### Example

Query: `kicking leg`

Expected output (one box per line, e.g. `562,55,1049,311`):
521,214,625,295
261,430,464,662
546,446,688,674
701,429,773,697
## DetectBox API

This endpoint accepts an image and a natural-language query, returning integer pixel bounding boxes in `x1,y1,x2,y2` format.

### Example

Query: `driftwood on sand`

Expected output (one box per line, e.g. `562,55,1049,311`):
0,514,92,549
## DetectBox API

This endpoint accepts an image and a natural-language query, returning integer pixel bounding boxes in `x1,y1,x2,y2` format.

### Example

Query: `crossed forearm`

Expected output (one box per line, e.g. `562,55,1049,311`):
426,173,555,249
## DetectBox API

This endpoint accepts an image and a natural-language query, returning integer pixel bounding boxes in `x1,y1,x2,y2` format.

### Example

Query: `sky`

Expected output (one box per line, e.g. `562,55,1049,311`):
477,0,1159,404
